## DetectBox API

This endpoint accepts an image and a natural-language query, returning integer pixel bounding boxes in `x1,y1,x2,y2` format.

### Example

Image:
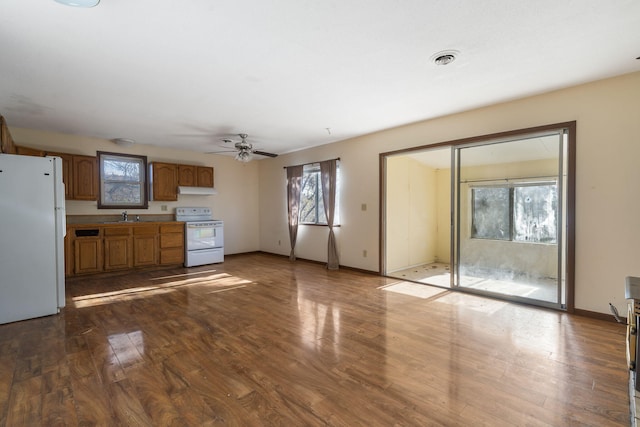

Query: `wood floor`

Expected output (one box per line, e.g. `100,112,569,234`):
0,253,630,426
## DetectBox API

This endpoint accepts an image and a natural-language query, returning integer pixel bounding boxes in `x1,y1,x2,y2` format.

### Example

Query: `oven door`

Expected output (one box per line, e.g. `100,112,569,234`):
186,222,223,251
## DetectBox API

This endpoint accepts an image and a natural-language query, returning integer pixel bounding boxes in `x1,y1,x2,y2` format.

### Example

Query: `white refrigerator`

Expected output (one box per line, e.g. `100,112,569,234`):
0,154,66,324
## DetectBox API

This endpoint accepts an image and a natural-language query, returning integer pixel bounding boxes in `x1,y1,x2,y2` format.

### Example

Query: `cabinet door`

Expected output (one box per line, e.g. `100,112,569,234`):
47,152,73,199
133,225,158,267
151,162,177,201
73,155,98,201
177,164,196,186
74,238,103,274
104,236,132,271
196,166,214,187
134,235,157,266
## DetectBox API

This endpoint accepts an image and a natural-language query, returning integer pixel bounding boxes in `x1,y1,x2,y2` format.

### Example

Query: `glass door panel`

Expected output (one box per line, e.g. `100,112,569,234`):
452,133,566,308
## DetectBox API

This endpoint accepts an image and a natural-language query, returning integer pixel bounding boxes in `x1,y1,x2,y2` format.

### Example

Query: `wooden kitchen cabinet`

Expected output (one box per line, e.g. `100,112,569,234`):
74,236,103,275
177,164,196,186
104,227,132,271
133,225,158,266
196,166,214,187
64,232,73,277
159,223,184,265
15,145,45,156
66,222,184,276
150,162,178,201
72,155,98,201
47,152,73,199
177,164,213,187
0,116,16,154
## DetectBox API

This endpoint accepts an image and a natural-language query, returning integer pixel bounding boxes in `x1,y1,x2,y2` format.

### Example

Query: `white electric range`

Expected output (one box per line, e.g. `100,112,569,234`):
175,207,224,267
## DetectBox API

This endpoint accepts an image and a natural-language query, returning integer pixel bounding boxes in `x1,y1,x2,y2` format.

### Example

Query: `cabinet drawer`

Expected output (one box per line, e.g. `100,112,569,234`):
134,225,158,235
160,248,184,265
160,233,184,249
104,227,131,236
160,224,184,234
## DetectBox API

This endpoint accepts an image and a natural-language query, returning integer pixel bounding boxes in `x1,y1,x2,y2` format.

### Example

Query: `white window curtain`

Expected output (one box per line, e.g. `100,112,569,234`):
286,165,303,261
320,159,339,270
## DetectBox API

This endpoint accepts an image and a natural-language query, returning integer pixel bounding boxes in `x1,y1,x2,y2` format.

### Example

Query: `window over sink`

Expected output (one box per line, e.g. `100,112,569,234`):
97,151,148,209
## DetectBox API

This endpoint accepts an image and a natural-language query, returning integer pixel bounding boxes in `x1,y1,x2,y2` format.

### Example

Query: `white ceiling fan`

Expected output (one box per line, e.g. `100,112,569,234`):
209,133,278,162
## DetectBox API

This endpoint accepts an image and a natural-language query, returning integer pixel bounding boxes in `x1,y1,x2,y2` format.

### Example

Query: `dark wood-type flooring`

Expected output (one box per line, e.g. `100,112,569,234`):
0,253,630,426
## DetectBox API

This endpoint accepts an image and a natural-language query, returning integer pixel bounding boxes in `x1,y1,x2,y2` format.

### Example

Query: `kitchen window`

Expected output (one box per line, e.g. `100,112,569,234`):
97,151,148,209
471,183,557,243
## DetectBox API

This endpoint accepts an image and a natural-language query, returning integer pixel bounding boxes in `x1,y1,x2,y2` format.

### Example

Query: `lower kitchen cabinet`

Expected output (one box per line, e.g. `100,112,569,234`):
68,222,183,275
104,237,133,271
160,224,184,265
74,237,103,275
133,225,158,266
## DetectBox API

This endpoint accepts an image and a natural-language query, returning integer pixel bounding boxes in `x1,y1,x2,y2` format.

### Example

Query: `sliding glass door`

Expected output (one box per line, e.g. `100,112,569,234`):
382,122,574,311
452,130,568,309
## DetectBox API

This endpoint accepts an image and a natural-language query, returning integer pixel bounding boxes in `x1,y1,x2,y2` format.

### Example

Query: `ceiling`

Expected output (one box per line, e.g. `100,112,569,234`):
1,1,639,157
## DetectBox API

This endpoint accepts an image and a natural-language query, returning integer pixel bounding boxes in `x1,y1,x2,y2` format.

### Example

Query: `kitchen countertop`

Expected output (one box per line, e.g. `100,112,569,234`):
66,214,177,225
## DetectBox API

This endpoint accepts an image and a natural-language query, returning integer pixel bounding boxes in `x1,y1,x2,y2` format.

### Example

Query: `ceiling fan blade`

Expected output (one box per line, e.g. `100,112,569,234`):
252,150,278,158
206,150,238,154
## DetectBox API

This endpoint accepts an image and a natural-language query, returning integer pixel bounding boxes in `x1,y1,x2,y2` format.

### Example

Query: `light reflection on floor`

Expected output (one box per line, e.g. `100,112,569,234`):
72,272,253,308
389,262,559,303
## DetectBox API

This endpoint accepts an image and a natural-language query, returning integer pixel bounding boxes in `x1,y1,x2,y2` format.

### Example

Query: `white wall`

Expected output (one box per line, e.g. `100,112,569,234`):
8,128,261,255
258,71,640,314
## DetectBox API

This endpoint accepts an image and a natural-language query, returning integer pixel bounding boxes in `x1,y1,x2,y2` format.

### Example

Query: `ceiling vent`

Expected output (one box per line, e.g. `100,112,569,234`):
431,50,459,66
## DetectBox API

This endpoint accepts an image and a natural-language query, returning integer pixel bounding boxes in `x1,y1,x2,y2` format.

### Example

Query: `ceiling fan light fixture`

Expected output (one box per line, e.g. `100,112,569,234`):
235,150,252,163
54,0,100,7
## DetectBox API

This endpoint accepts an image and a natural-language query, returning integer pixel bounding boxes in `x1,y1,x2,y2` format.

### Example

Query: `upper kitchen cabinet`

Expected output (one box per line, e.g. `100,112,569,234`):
46,152,73,199
15,146,45,156
150,162,178,201
178,164,214,187
177,164,196,187
72,155,98,200
0,116,16,154
196,166,214,187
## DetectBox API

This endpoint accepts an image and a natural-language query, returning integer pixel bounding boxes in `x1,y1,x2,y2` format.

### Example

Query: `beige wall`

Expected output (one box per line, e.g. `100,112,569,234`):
8,128,260,255
386,156,437,272
258,71,640,314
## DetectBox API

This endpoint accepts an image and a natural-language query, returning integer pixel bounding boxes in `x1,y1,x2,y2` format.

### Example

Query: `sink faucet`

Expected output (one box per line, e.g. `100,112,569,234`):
122,211,128,221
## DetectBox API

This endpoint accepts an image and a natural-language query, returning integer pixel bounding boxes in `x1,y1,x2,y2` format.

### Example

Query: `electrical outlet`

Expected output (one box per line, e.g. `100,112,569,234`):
363,250,367,257
161,205,168,211
361,203,367,211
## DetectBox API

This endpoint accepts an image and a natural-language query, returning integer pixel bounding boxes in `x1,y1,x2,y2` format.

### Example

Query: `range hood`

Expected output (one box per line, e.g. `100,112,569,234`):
177,186,217,196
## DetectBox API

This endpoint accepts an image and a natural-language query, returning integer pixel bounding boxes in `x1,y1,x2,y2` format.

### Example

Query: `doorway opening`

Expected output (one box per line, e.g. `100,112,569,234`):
381,122,575,311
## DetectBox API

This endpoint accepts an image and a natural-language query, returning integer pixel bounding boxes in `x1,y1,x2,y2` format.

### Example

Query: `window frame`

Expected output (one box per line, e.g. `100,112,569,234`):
298,162,340,226
299,163,327,225
470,181,558,244
97,151,148,209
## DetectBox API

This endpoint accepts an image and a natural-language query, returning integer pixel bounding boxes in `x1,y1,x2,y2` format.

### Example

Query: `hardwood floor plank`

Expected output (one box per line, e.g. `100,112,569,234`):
4,377,42,427
0,253,630,426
